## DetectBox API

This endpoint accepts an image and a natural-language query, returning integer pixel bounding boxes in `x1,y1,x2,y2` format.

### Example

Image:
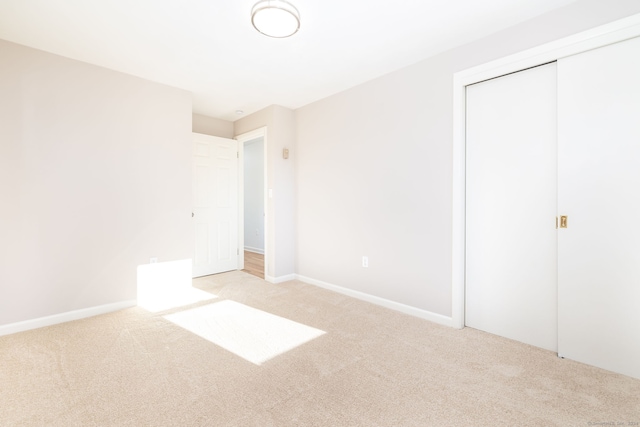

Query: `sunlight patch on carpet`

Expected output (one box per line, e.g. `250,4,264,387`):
164,300,326,365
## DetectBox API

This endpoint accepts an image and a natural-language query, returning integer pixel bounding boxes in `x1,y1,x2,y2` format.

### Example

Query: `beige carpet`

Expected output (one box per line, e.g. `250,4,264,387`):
1,271,639,426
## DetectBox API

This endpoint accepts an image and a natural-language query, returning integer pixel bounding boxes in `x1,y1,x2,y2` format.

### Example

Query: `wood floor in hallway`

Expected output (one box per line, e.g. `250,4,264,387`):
243,250,264,279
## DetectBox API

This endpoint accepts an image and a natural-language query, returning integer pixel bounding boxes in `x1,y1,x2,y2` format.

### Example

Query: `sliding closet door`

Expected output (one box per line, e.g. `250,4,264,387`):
558,36,640,379
466,63,558,351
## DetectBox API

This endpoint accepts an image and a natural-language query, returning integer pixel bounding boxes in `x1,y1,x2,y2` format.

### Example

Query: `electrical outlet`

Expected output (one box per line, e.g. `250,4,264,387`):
362,256,368,268
150,257,158,264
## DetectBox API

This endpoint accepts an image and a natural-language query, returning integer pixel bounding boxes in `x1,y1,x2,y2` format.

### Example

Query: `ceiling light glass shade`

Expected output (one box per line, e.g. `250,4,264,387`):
251,0,300,38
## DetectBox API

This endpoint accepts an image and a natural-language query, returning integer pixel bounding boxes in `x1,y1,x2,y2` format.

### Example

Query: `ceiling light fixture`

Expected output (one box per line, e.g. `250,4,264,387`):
251,0,300,38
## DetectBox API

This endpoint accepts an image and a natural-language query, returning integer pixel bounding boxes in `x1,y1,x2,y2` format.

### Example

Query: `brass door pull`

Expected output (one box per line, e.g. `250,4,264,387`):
559,215,568,228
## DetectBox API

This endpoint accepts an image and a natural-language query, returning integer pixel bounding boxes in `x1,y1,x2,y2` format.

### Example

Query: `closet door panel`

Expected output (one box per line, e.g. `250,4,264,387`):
558,36,640,379
466,63,558,351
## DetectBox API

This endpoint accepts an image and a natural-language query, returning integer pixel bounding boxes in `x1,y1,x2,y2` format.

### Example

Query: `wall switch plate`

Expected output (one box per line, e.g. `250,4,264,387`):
362,256,368,268
150,257,158,264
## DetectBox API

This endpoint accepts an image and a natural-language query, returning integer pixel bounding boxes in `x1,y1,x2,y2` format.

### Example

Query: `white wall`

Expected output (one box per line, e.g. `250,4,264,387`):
192,113,234,139
0,40,192,327
235,105,296,280
294,0,640,318
244,137,265,253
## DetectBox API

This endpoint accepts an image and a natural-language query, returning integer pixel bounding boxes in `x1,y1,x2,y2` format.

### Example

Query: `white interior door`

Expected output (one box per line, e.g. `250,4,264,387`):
557,36,640,379
192,133,238,278
465,63,558,351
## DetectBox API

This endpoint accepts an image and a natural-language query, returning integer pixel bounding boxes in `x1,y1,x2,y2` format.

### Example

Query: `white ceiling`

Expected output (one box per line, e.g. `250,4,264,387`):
0,0,579,121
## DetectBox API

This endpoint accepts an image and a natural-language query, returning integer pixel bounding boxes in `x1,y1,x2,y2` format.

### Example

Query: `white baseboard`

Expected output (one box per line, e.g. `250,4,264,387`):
295,275,454,328
265,273,296,284
0,300,137,337
244,246,265,255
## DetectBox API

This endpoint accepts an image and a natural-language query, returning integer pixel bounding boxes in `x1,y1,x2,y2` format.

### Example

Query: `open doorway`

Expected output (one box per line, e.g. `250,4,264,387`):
240,135,265,279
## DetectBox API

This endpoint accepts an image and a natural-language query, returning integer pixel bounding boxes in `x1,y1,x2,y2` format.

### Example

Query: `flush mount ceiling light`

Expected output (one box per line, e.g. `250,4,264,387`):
251,0,300,38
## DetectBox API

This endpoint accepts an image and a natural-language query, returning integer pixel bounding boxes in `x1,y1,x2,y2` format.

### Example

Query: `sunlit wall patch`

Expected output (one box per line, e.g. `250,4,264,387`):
137,259,217,313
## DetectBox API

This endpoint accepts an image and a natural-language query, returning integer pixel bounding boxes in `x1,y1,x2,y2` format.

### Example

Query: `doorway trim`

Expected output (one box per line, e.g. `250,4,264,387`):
236,127,268,279
451,13,640,329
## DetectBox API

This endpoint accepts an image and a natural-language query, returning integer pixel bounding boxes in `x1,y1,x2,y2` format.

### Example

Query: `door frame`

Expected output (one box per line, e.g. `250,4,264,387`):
236,127,268,278
451,13,640,329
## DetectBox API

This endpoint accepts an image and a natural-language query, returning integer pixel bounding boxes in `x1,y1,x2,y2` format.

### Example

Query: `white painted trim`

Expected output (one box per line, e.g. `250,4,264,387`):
244,246,265,254
296,275,454,328
237,135,245,271
265,273,296,284
455,14,640,87
451,13,640,329
235,127,268,279
0,300,137,337
235,127,268,143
